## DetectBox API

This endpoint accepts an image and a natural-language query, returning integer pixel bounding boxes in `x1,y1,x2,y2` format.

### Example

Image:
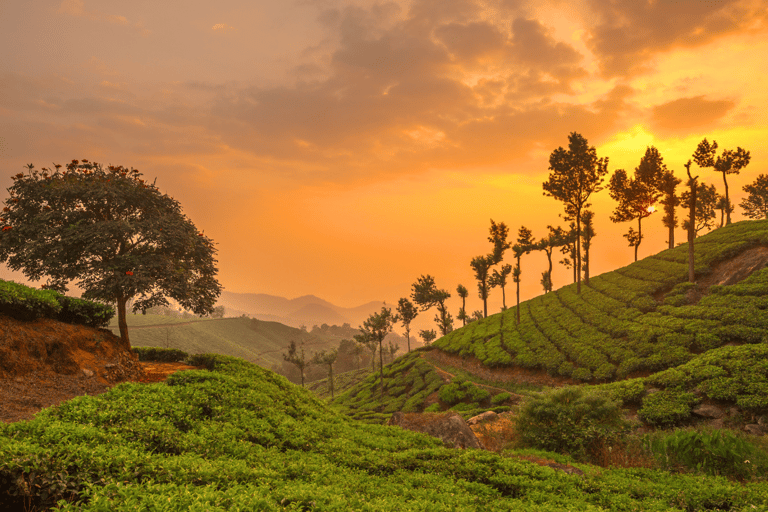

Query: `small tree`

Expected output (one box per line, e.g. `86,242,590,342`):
714,194,733,228
358,307,396,399
740,174,768,219
312,349,338,398
387,341,400,363
692,138,751,225
659,170,682,249
395,297,418,352
489,264,512,311
580,210,596,282
512,226,535,324
470,255,494,318
0,160,222,344
488,219,511,264
536,225,571,293
354,330,378,371
681,182,718,237
283,340,311,387
543,133,609,294
456,284,469,326
412,275,452,335
419,329,437,345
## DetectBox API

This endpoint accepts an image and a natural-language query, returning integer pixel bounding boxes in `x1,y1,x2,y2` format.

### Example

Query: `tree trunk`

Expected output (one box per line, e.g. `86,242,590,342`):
576,210,582,294
378,338,384,400
688,179,697,283
635,217,642,262
723,171,731,225
668,222,674,249
117,295,130,345
405,328,411,352
461,297,466,326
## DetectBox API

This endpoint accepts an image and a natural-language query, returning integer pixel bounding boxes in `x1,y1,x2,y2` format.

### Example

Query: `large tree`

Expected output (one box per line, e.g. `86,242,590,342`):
659,170,682,249
741,174,768,220
608,147,666,262
580,210,595,282
542,133,609,293
411,274,452,336
692,138,751,225
469,255,494,318
0,160,221,344
358,307,396,399
681,182,718,237
395,297,418,352
456,284,469,326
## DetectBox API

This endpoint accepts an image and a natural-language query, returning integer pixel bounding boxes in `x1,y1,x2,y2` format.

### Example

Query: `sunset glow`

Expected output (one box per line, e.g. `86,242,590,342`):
1,0,767,321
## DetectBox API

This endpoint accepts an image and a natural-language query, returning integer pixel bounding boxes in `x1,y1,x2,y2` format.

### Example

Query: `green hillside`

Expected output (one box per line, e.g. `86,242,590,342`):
110,315,342,369
334,220,768,427
3,353,767,511
436,219,768,380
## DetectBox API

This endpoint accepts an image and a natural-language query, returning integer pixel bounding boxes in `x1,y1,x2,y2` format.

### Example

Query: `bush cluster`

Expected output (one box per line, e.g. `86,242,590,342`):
132,346,189,363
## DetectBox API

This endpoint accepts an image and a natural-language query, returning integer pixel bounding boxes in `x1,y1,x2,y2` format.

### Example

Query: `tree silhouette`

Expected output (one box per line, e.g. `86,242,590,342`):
692,138,751,225
608,147,666,262
419,329,437,345
312,349,338,398
0,160,221,345
681,182,718,236
489,264,512,310
469,255,494,318
411,274,452,336
283,340,311,387
354,330,378,371
395,297,418,352
659,170,682,249
456,284,469,326
684,161,697,283
535,225,571,293
488,219,511,265
580,210,596,282
512,226,535,324
543,132,608,294
714,194,733,228
740,174,768,220
358,307,395,399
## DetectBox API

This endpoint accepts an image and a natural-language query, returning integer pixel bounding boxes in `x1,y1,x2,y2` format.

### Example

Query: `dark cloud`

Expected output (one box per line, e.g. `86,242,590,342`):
649,95,735,136
585,0,768,77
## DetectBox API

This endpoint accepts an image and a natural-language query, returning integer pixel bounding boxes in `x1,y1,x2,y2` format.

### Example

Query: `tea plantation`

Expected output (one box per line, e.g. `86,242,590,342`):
3,353,768,511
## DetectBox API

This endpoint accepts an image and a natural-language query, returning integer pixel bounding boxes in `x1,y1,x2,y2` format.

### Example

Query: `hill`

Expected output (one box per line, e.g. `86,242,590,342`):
334,220,768,428
3,352,766,510
216,290,387,328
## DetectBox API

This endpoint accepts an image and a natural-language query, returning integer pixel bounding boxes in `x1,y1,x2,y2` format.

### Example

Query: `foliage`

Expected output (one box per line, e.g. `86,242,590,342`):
411,274,452,335
358,307,396,399
396,297,419,351
132,346,189,363
741,174,768,220
693,138,751,225
681,181,718,236
514,387,627,461
0,160,222,344
470,255,494,318
638,390,698,426
283,340,311,387
438,377,491,406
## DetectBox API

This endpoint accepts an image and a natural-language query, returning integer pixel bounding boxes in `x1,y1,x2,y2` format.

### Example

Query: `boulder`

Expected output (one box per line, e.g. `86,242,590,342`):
744,424,766,436
388,411,482,449
692,403,725,419
467,411,498,425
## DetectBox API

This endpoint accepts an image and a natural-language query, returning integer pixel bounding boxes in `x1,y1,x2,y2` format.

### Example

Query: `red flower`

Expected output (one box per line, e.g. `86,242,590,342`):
126,271,134,275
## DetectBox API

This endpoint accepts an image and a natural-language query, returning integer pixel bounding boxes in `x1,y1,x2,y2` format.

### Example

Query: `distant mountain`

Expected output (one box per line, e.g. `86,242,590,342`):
216,291,387,329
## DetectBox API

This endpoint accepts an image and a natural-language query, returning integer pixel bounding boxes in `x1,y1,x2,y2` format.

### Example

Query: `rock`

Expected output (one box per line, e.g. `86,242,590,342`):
744,424,766,436
692,403,725,419
105,363,116,369
82,368,94,377
467,411,498,425
388,411,482,449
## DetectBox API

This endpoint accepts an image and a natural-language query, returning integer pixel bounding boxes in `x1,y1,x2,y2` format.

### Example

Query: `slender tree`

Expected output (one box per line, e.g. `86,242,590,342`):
692,138,751,225
659,170,682,249
608,147,667,261
411,274,452,336
685,161,697,282
559,222,578,283
470,255,494,318
354,330,378,371
488,219,511,264
512,226,535,324
395,297,418,352
456,284,469,326
681,182,718,236
580,210,596,282
312,349,338,398
542,132,609,294
740,174,768,219
387,341,400,363
358,307,396,399
714,194,732,228
489,264,512,310
283,340,311,387
0,160,222,344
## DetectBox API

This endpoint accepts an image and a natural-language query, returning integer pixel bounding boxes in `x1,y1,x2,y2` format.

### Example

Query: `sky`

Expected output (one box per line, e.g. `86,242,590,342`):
1,0,768,319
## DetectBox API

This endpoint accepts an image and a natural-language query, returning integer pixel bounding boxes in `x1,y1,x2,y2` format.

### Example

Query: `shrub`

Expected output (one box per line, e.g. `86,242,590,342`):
514,387,627,461
638,390,698,426
491,392,511,405
438,378,490,406
132,347,189,363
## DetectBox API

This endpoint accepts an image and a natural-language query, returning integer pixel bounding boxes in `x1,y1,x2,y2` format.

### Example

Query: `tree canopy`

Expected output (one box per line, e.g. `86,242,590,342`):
741,174,768,220
411,275,452,336
0,159,221,344
692,138,751,225
395,297,418,352
542,132,608,293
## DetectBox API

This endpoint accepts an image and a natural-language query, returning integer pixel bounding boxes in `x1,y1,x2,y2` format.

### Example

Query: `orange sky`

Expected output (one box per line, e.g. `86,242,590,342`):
1,0,768,320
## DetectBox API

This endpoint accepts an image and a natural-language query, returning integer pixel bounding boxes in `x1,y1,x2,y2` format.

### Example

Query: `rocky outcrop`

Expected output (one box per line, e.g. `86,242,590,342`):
387,411,482,449
467,411,498,425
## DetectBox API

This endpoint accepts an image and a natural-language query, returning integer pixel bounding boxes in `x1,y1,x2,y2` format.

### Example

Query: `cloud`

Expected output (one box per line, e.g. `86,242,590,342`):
584,0,768,77
57,0,149,35
212,23,236,31
649,95,735,136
